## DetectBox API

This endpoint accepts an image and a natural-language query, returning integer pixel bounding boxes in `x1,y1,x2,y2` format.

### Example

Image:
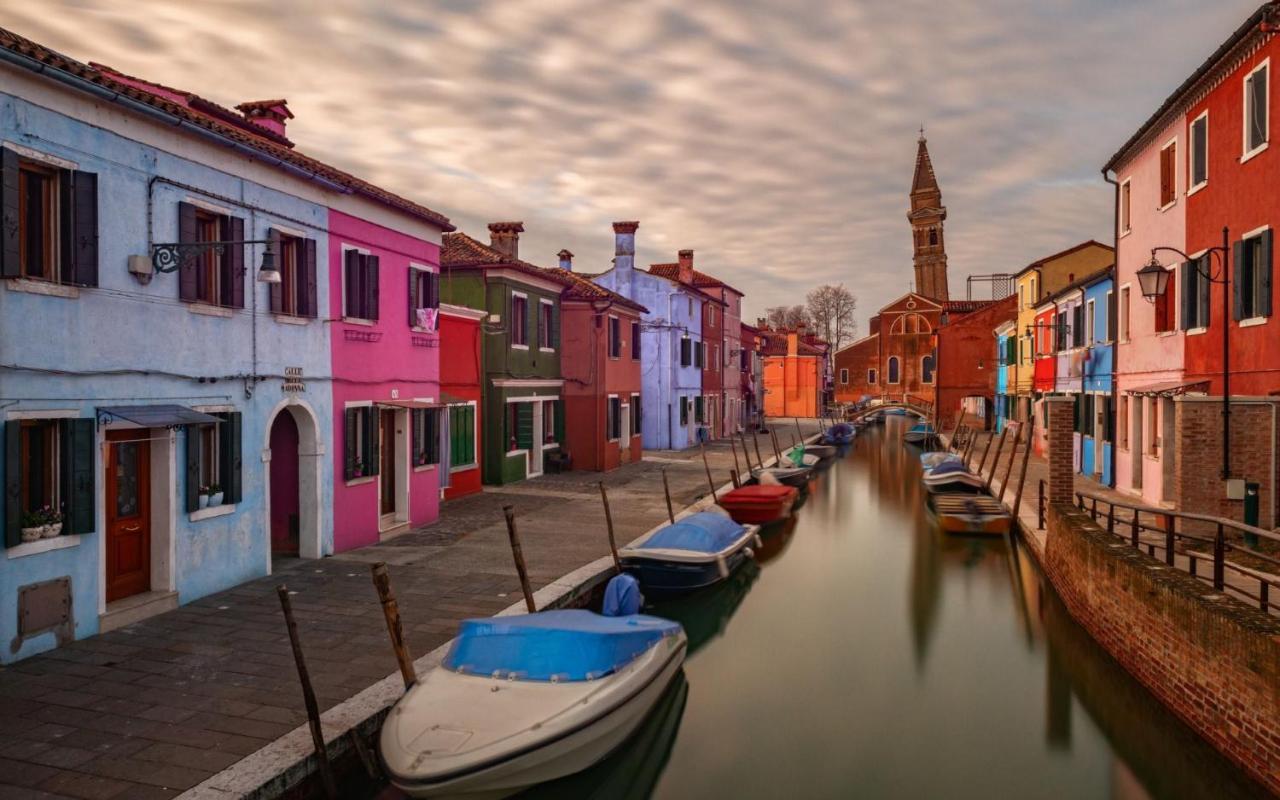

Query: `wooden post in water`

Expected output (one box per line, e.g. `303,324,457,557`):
661,467,676,524
984,426,1009,490
1011,419,1035,519
998,422,1023,502
502,506,537,613
597,483,623,574
751,431,765,468
730,437,743,477
370,563,416,691
731,468,741,489
699,443,718,502
794,417,805,443
769,429,783,464
276,586,338,800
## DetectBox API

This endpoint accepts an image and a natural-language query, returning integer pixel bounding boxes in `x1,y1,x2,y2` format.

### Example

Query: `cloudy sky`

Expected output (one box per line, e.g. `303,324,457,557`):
0,0,1263,331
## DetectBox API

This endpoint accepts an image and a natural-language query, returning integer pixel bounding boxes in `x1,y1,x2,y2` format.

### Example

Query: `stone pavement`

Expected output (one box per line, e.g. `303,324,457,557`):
0,422,816,800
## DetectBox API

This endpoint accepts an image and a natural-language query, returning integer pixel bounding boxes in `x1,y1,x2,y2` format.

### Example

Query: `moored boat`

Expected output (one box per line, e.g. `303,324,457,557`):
804,443,837,460
750,464,812,488
821,422,855,445
929,494,1011,536
903,422,936,445
919,451,963,472
718,483,799,525
380,609,687,799
921,461,987,494
619,511,761,596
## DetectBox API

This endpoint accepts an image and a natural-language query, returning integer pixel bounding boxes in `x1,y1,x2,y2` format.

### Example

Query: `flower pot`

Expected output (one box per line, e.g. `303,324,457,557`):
21,527,42,543
209,492,224,507
198,494,210,510
41,523,62,539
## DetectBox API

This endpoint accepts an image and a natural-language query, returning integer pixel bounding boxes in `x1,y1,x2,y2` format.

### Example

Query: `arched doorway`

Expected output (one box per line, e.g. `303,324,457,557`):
269,411,300,556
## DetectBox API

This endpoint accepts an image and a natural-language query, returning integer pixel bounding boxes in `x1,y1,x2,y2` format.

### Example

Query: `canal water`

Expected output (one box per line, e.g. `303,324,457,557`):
382,418,1268,799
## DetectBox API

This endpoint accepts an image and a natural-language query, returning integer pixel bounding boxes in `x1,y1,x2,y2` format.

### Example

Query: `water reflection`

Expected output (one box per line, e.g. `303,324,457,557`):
650,561,761,657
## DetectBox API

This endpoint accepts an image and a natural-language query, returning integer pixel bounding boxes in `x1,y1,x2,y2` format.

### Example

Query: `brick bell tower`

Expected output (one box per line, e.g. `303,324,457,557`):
908,130,949,301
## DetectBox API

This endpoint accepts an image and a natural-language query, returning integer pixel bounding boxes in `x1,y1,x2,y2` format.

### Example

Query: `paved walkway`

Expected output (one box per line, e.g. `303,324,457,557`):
0,423,818,800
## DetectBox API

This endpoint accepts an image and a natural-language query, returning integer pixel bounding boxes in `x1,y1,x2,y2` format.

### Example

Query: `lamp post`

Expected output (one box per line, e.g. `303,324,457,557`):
1138,226,1231,479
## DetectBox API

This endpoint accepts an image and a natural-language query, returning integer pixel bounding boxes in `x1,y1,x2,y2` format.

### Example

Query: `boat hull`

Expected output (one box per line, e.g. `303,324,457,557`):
622,548,753,596
929,495,1011,537
718,486,798,525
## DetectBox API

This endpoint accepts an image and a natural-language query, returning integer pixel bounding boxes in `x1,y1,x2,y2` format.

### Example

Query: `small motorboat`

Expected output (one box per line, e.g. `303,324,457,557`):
750,464,812,488
921,461,987,494
619,510,761,596
804,444,837,460
930,494,1012,536
821,422,855,446
883,408,908,417
718,483,799,525
919,451,963,472
380,607,687,799
903,422,936,445
784,445,822,468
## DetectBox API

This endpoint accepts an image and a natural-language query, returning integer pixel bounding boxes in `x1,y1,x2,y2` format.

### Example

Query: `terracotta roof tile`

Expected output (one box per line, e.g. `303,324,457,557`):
0,28,453,230
647,263,743,295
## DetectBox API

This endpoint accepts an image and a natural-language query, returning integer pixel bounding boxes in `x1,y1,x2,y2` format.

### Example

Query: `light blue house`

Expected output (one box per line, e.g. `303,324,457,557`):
0,38,345,661
1081,271,1114,486
994,320,1015,432
592,222,706,450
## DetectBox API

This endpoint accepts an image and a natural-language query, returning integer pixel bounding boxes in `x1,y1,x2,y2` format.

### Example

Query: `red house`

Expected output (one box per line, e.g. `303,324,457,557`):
439,303,485,500
556,251,648,471
1032,300,1057,395
934,296,1016,427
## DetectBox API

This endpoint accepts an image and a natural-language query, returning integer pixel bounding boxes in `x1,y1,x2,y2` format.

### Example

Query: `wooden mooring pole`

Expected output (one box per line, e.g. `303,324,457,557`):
794,417,805,443
699,443,718,502
730,436,742,477
983,426,1008,489
276,585,338,800
751,431,765,468
769,429,784,464
502,506,537,613
598,483,623,574
731,468,741,489
1011,419,1034,520
998,421,1023,502
370,563,416,691
661,467,676,524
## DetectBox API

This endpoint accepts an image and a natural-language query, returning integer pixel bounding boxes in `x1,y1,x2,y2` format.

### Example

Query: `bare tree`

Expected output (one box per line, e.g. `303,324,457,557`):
805,283,858,353
765,305,811,330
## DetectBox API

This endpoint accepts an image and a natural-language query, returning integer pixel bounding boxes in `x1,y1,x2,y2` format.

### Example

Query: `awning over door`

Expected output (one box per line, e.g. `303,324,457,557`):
96,405,223,427
1124,380,1210,397
375,399,438,410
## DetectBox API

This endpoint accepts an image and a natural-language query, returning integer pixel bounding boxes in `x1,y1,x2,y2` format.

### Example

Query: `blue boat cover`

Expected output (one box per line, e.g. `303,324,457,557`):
928,461,972,478
908,423,936,434
638,512,746,554
828,422,853,437
444,609,680,681
602,573,643,617
920,452,961,469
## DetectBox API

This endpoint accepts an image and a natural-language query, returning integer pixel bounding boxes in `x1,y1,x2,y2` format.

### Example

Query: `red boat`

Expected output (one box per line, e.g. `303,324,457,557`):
718,484,799,525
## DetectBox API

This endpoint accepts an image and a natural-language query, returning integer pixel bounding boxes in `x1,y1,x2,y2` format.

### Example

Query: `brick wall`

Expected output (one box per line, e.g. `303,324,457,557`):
1173,397,1280,531
1043,504,1280,793
1046,397,1075,506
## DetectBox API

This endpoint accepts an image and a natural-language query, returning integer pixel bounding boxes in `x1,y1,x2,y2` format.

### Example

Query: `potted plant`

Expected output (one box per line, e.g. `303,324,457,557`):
19,510,44,543
40,507,63,538
208,483,224,507
353,459,364,478
198,485,211,509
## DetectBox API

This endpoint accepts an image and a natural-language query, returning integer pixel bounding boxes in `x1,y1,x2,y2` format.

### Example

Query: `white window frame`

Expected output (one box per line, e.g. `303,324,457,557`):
510,291,530,350
887,356,901,385
340,244,374,325
1238,224,1272,324
538,298,555,353
839,368,849,384
867,368,877,385
1189,110,1209,195
1119,178,1132,235
1243,59,1270,162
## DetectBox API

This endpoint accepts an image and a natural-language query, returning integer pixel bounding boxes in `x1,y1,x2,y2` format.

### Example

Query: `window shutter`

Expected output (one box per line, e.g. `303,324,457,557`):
1197,260,1210,327
430,271,440,309
60,419,96,535
680,397,688,425
365,408,380,476
1180,262,1192,330
344,408,358,480
59,171,75,285
185,426,201,513
344,250,361,318
555,400,565,443
0,147,18,277
224,216,246,309
366,255,380,320
551,304,560,349
178,202,199,301
515,403,534,450
302,238,318,318
1233,241,1244,321
4,421,20,546
408,267,421,327
69,171,99,287
221,412,243,504
1263,230,1274,317
268,229,283,313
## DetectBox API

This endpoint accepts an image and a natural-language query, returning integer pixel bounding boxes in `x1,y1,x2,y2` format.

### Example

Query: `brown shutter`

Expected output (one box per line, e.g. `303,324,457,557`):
224,216,245,308
302,238,318,318
0,148,19,278
408,266,420,326
178,202,199,301
70,171,98,287
267,228,283,313
344,249,361,317
366,254,380,320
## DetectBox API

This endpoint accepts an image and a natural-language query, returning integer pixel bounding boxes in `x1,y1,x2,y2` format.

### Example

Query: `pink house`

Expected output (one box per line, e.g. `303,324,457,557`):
329,207,451,552
1107,114,1187,507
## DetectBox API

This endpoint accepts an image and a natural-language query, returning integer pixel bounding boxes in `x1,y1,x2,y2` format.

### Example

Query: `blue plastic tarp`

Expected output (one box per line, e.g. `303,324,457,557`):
444,609,680,681
638,512,746,554
928,461,972,477
602,573,643,617
828,422,853,437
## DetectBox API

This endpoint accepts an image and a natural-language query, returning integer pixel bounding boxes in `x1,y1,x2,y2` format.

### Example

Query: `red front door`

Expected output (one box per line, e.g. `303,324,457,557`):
106,430,151,602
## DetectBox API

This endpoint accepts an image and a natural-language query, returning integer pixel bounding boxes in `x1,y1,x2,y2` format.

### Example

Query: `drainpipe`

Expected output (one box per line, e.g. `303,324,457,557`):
1103,167,1120,488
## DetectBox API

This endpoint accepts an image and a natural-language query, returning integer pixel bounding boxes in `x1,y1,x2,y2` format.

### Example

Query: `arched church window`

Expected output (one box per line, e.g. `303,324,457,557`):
887,356,900,384
922,354,935,384
929,228,938,246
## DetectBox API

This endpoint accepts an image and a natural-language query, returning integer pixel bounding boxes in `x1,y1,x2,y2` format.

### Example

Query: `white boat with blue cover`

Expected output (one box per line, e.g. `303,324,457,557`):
618,510,761,596
380,607,687,799
903,422,937,445
921,460,986,494
920,451,963,472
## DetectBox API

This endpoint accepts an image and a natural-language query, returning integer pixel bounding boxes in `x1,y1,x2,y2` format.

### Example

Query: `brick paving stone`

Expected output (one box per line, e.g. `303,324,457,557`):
78,757,205,792
0,756,61,788
35,772,133,800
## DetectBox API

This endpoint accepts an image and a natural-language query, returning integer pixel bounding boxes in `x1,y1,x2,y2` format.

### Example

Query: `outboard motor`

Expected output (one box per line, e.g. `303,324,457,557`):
602,573,643,617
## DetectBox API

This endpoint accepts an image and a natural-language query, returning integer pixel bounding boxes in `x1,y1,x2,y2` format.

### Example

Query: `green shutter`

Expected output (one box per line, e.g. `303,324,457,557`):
680,397,689,425
554,400,565,443
221,412,242,504
344,408,358,479
365,408,380,476
1180,262,1192,330
515,403,534,450
185,425,201,513
4,420,20,546
1233,241,1245,321
1,147,20,278
62,419,95,535
409,267,421,327
463,406,475,464
551,303,560,349
1262,230,1274,317
1197,259,1210,328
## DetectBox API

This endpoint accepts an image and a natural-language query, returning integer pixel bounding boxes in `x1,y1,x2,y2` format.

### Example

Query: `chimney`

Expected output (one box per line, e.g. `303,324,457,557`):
757,317,768,330
787,331,799,357
613,221,639,296
488,222,524,260
678,249,694,284
235,99,294,143
557,249,574,271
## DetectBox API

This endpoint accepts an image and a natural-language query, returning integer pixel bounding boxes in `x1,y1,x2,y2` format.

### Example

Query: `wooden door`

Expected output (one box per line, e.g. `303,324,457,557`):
106,431,150,602
380,409,396,515
620,404,631,464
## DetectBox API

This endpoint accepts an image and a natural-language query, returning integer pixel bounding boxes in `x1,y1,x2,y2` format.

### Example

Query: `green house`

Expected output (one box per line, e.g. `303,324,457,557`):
441,223,570,485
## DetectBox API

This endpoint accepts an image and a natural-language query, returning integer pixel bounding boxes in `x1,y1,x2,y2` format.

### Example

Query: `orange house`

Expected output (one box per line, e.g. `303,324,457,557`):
761,329,823,417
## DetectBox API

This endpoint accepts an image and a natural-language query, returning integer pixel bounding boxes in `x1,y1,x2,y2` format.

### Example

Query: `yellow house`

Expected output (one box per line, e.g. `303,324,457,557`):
1011,240,1114,421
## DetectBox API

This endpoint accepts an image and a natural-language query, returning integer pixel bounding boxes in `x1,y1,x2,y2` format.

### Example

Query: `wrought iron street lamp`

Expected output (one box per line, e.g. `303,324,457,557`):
1141,225,1231,478
150,238,281,283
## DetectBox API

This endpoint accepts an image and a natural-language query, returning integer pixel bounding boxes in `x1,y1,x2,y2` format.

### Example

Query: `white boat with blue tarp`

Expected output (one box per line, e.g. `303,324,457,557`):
619,511,761,596
904,422,937,445
921,459,986,494
381,607,687,799
821,422,855,445
920,451,963,472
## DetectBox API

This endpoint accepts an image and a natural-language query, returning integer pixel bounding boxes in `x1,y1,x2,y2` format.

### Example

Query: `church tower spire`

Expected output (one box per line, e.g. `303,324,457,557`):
908,131,949,301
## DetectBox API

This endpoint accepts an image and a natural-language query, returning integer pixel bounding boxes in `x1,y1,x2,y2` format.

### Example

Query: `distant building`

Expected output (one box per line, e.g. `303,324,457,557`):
909,133,950,301
760,325,826,418
438,303,486,500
